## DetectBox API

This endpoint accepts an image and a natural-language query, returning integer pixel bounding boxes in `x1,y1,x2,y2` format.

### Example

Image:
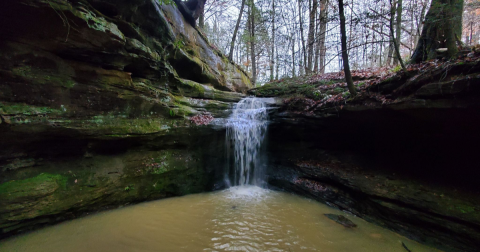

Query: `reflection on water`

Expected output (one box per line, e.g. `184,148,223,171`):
0,187,439,252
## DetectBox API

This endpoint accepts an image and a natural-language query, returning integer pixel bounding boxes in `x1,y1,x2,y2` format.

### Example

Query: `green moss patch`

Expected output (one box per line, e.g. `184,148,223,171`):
0,102,63,116
0,173,67,201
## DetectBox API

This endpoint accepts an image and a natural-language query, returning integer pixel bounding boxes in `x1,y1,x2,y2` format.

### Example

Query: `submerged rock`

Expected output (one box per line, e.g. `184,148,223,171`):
402,242,412,252
324,214,357,228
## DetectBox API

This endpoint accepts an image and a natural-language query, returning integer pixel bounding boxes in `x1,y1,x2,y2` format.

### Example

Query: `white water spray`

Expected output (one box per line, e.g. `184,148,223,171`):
226,97,269,186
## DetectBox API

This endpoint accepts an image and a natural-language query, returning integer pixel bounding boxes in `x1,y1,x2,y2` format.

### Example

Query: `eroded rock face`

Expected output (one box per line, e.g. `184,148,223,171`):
251,53,480,252
0,0,250,238
266,109,480,252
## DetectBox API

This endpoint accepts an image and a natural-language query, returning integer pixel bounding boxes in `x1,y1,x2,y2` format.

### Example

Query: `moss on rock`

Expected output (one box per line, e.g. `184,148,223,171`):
0,173,67,201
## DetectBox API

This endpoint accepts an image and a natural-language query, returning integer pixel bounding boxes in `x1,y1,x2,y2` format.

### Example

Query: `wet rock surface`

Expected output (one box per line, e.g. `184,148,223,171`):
0,0,250,238
254,57,480,252
265,108,480,252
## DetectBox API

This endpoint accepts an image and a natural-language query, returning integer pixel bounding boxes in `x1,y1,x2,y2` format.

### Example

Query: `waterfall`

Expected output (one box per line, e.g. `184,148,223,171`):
226,97,269,187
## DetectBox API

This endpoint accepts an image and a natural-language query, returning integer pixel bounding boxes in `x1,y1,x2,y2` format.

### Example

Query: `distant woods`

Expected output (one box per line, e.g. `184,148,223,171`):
183,0,478,85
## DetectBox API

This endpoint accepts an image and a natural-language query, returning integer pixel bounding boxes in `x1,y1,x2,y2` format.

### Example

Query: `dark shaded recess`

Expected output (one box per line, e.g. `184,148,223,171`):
0,127,85,181
0,128,85,159
0,2,58,40
0,0,163,75
115,21,145,43
169,53,229,91
106,0,173,42
0,2,116,64
269,172,480,252
58,51,130,72
55,48,163,78
87,0,120,18
144,128,208,151
269,108,480,190
0,124,228,183
0,80,58,107
266,114,475,252
13,54,58,70
123,61,158,79
88,139,140,155
169,54,210,83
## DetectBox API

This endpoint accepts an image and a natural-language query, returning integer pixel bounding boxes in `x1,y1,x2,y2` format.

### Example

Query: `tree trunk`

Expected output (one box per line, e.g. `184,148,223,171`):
413,0,428,50
270,0,275,81
276,46,279,80
338,0,357,96
393,0,402,65
452,0,464,39
248,0,257,85
389,0,407,71
307,0,318,72
410,0,464,63
387,0,396,66
379,24,383,66
246,33,250,73
199,13,204,29
318,0,327,73
314,8,320,72
292,35,296,77
228,0,246,61
298,0,308,75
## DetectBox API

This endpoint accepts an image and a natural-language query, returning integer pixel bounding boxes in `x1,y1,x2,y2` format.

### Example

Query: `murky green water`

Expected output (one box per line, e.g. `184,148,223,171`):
0,186,439,252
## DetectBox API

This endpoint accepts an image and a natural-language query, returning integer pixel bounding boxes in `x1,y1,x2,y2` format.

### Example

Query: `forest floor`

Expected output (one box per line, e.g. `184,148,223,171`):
249,51,480,113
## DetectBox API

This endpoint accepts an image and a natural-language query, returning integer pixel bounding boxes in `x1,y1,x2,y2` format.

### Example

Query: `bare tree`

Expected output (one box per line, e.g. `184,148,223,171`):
393,0,402,65
307,0,318,71
228,0,247,61
247,0,257,85
339,0,357,96
389,0,406,71
270,0,276,81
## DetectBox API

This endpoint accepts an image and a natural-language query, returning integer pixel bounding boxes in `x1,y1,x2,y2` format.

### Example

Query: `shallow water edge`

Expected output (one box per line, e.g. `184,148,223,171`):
0,187,440,252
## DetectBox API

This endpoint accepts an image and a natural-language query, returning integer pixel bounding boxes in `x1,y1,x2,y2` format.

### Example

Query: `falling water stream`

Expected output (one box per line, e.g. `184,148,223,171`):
226,97,269,187
0,98,440,252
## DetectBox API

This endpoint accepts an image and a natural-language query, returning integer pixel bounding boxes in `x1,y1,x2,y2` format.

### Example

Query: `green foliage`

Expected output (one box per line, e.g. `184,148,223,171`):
173,38,185,51
124,185,134,191
313,90,322,99
169,109,176,117
157,0,176,5
391,65,403,73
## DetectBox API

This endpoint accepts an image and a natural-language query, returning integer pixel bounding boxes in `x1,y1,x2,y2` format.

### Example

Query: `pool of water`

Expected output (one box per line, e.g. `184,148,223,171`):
0,186,439,252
